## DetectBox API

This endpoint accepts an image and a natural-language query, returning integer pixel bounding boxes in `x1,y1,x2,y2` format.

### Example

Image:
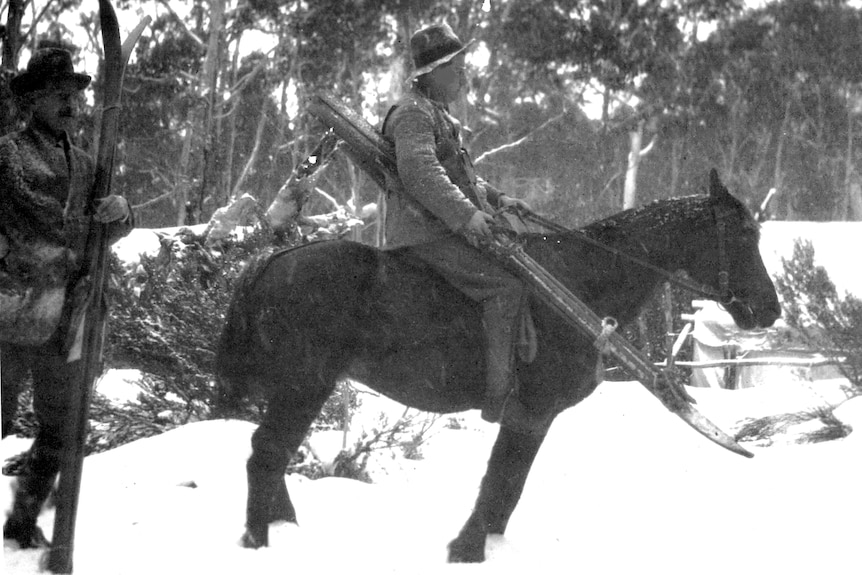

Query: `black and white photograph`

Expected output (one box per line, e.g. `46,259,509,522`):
2,1,861,573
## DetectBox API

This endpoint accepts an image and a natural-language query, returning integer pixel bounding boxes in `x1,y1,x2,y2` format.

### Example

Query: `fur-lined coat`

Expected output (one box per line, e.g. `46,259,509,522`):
0,125,132,345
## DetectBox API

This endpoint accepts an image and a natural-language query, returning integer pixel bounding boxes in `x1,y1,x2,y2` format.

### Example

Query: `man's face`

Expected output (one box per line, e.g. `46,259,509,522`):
30,80,82,138
429,53,467,103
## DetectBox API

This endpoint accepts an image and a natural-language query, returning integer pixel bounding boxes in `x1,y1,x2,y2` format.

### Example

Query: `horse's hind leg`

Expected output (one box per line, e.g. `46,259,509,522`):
242,378,336,548
448,427,547,563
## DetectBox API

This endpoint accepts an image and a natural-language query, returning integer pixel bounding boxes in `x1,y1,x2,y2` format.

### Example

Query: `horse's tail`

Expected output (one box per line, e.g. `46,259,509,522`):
213,249,275,416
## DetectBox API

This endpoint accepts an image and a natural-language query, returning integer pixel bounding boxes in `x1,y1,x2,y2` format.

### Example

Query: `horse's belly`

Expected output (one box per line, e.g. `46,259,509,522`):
347,344,484,414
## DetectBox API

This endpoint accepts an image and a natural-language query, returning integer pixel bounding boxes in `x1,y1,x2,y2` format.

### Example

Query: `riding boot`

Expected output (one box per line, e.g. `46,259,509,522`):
3,469,55,548
4,426,63,548
480,301,517,424
480,302,551,434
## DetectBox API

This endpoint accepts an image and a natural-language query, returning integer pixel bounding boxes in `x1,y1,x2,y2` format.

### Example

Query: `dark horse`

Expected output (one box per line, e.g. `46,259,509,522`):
215,171,780,562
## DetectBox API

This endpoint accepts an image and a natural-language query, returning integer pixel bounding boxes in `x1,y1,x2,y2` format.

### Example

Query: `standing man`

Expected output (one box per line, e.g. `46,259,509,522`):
0,47,133,548
383,23,547,432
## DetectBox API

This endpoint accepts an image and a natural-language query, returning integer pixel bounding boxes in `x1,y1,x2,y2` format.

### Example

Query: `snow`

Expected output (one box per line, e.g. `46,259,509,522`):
4,375,861,575
93,369,146,404
111,224,212,267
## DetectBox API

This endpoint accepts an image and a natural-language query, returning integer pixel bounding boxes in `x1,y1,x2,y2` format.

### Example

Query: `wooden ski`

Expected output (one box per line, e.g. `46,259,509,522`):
306,92,397,190
481,236,753,458
46,2,150,572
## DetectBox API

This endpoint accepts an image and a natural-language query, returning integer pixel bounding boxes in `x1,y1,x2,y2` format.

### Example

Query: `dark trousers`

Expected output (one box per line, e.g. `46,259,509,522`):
2,341,75,439
2,338,78,540
406,236,525,416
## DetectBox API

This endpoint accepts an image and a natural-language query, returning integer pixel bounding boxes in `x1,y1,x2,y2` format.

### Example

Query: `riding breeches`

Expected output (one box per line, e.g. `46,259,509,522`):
405,237,526,416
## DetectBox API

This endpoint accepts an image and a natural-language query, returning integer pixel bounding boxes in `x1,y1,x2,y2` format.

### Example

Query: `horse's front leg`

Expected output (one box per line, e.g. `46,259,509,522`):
448,427,547,563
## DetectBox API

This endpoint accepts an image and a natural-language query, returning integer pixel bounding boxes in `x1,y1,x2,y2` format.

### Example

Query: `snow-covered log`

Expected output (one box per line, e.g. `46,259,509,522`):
204,193,258,245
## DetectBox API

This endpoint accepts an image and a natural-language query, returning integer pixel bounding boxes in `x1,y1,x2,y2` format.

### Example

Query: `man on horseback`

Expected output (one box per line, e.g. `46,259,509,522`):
382,23,544,432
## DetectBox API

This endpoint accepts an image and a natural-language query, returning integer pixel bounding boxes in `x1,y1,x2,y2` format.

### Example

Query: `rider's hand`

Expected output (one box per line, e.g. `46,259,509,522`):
464,210,494,241
94,195,131,224
499,195,532,213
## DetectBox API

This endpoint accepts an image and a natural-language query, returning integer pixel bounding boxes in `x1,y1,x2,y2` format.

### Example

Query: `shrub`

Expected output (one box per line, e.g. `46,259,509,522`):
106,228,277,423
774,239,862,390
297,407,441,483
94,225,367,454
734,406,852,446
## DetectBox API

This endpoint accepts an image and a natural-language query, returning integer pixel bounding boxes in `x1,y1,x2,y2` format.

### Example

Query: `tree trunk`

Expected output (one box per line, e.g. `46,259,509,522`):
193,0,225,222
773,101,791,219
843,94,861,220
222,41,241,205
623,123,642,209
1,0,25,70
623,119,655,210
176,108,195,226
230,101,268,199
1,0,26,135
669,136,682,198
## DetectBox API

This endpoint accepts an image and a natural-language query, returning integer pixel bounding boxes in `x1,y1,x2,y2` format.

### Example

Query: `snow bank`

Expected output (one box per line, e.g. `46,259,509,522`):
4,380,861,574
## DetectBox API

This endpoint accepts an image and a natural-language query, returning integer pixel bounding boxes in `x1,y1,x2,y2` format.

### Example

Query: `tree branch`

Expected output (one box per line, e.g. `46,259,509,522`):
473,110,567,166
155,0,205,47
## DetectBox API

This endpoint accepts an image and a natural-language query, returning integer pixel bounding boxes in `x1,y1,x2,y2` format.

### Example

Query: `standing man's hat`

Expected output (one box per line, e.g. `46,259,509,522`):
409,22,474,80
9,48,91,96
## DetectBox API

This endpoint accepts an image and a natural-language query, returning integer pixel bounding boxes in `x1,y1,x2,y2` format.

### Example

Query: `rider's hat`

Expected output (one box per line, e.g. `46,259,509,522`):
409,22,474,80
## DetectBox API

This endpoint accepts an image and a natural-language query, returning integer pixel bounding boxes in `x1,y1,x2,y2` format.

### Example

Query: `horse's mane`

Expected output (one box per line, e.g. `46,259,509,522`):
519,191,759,262
578,191,756,244
585,195,712,236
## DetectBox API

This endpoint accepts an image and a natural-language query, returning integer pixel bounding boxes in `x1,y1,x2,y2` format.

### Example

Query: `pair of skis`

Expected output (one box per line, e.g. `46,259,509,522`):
46,1,149,572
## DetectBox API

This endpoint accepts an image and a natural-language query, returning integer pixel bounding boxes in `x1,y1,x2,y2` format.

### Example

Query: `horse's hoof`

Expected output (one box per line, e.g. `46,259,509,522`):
447,537,485,563
240,529,268,549
3,518,50,549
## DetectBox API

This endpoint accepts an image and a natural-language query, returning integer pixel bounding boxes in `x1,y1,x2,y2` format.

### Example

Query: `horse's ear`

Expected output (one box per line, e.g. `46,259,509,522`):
708,169,730,201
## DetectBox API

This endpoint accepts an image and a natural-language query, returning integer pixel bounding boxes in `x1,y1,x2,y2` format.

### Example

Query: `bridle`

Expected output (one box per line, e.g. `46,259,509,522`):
502,204,742,308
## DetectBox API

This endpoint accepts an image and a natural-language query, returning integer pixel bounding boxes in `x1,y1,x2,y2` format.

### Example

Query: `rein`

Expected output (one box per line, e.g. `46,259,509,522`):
508,207,737,306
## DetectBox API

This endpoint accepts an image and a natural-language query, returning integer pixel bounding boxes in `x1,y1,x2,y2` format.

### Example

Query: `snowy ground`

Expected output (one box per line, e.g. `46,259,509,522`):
3,374,861,575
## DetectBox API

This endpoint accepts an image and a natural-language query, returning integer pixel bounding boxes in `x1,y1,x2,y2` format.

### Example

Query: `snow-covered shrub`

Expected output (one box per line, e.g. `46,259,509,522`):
734,406,853,446
774,239,862,390
106,231,263,423
5,387,37,439
86,377,180,453
286,407,442,482
96,227,351,452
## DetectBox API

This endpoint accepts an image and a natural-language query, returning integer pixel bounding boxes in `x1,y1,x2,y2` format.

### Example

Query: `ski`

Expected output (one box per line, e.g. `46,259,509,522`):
46,2,149,571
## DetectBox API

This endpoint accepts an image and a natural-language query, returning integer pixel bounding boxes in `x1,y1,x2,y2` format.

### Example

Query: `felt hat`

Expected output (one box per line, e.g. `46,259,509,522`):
10,48,91,96
409,23,474,80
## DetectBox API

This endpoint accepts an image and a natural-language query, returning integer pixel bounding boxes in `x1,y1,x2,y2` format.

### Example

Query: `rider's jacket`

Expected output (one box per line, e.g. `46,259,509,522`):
381,88,503,249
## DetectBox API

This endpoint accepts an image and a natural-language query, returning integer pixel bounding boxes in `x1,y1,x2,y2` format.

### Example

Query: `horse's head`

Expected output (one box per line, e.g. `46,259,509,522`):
697,170,781,330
